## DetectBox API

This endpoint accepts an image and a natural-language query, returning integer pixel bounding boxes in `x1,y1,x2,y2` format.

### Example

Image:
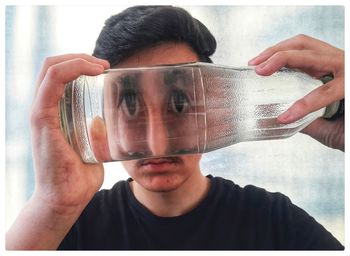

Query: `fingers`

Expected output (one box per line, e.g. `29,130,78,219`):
31,54,110,131
89,117,112,162
35,57,109,110
36,54,110,87
301,117,344,151
248,35,344,125
277,77,344,123
253,50,337,77
248,34,337,66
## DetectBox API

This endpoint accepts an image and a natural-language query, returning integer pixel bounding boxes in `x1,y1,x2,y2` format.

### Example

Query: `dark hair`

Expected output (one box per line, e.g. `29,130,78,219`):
93,6,216,66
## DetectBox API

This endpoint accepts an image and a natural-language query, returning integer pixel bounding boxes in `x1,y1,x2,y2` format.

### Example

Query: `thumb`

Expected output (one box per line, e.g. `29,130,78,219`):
89,116,112,162
301,117,344,151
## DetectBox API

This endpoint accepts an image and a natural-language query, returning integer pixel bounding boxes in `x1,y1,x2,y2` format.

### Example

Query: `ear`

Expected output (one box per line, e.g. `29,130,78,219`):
89,116,112,162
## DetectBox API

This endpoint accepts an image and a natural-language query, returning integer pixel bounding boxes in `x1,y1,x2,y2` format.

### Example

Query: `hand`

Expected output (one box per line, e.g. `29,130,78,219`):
249,34,344,151
6,54,110,249
31,54,110,211
90,116,112,162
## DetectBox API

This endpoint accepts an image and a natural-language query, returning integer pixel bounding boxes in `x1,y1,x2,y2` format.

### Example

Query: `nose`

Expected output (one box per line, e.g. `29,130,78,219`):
147,109,169,156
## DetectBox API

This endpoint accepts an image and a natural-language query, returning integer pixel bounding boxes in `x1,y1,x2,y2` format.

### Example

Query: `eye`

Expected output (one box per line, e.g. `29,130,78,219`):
169,90,189,113
121,90,139,117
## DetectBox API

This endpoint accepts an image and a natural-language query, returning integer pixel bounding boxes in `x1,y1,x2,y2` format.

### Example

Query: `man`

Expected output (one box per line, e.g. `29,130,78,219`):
6,6,344,250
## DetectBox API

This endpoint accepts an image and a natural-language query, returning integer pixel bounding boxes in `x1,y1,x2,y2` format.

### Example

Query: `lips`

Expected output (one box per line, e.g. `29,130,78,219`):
138,157,181,172
141,157,176,165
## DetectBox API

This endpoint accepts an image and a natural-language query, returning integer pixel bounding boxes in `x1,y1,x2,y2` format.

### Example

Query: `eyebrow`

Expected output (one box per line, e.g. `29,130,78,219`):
163,69,190,87
118,73,139,90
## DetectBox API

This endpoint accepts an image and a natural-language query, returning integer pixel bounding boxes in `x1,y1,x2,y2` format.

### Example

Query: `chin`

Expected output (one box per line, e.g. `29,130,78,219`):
123,154,201,192
140,173,185,193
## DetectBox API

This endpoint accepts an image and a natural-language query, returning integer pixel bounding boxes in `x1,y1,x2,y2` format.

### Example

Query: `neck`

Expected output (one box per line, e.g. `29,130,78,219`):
130,172,210,217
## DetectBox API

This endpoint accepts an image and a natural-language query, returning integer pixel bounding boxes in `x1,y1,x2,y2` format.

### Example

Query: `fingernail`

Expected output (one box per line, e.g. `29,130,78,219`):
277,111,292,124
94,64,104,72
255,62,269,75
103,60,110,68
248,56,258,65
95,58,110,68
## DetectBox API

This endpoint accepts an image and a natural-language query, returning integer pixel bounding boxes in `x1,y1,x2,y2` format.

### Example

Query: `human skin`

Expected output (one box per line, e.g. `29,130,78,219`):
111,42,210,217
5,43,210,249
249,34,344,151
6,54,110,249
101,64,200,161
6,35,344,250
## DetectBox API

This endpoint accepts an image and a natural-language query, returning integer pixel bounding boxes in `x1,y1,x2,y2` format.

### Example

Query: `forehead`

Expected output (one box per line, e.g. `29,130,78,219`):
105,66,193,94
114,42,199,68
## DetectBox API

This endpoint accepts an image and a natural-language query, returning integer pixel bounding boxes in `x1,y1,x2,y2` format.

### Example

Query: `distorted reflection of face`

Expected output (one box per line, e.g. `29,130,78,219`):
102,43,203,193
104,67,199,160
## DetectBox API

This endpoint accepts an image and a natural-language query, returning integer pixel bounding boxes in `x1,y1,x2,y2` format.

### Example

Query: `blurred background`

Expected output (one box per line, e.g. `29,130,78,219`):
5,5,344,243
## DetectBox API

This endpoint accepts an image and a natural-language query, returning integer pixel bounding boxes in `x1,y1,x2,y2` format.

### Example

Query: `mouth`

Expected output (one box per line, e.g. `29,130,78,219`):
141,157,177,165
138,157,181,172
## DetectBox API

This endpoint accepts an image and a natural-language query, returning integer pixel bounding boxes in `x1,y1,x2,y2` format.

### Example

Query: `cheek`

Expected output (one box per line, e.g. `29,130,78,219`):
122,161,138,176
181,154,202,169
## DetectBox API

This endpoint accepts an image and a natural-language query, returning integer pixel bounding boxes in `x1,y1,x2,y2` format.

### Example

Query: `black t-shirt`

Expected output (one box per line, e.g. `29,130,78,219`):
58,175,344,250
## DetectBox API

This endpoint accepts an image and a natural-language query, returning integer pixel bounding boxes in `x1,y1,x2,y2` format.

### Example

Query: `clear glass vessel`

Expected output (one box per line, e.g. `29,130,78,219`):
59,62,341,163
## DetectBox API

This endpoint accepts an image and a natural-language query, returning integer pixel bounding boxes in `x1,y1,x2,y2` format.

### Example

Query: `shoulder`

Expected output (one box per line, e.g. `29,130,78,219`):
66,179,131,226
59,180,132,250
86,179,130,213
212,176,308,220
211,176,290,208
211,176,343,249
94,179,130,201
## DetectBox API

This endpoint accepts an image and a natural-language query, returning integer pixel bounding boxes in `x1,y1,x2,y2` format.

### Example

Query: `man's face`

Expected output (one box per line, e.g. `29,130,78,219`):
109,42,202,192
